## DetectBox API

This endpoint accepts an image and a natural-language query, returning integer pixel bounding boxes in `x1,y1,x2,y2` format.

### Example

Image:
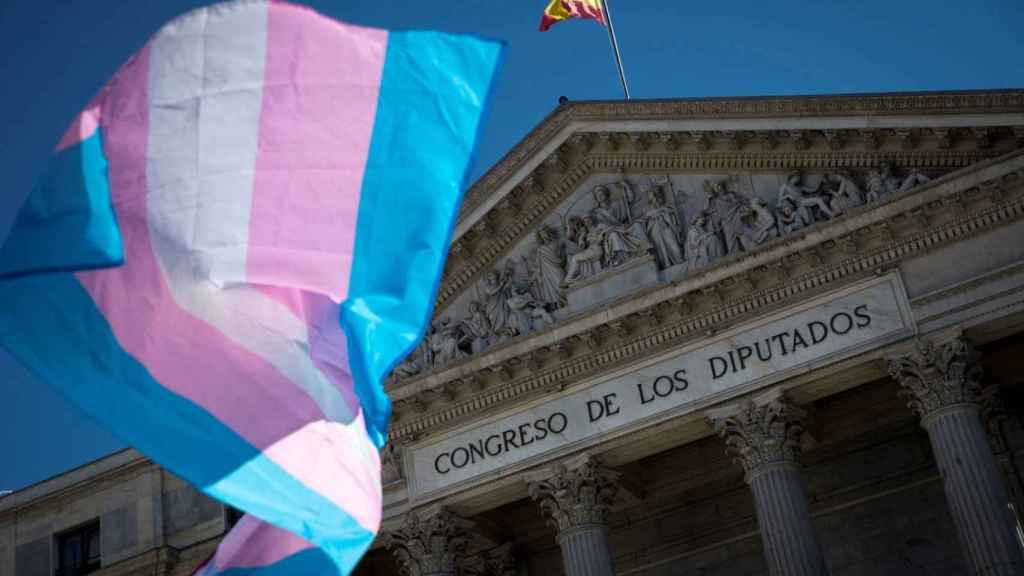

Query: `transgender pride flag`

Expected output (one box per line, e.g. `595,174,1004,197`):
0,2,501,574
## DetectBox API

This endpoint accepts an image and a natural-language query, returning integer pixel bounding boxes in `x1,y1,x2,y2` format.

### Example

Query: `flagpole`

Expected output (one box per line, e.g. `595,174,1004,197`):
600,0,630,100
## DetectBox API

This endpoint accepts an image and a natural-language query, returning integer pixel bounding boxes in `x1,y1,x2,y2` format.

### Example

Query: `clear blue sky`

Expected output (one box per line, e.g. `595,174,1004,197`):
1,0,1022,491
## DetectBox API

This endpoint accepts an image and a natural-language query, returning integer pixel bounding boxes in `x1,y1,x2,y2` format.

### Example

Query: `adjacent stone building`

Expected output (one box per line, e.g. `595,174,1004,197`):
5,89,1024,575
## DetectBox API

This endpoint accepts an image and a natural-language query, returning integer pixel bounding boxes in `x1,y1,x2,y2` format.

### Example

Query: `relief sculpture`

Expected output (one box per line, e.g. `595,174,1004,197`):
391,162,936,377
641,181,686,269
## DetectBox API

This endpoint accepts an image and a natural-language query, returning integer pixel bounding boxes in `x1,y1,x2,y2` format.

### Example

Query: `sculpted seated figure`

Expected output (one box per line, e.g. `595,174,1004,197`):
738,198,778,250
564,215,606,282
778,171,834,223
685,210,725,270
866,163,930,202
590,184,647,268
822,171,865,217
506,283,555,335
777,198,809,235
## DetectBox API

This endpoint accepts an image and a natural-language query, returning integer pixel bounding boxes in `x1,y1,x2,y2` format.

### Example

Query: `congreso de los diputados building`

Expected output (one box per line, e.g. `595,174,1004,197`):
5,89,1024,576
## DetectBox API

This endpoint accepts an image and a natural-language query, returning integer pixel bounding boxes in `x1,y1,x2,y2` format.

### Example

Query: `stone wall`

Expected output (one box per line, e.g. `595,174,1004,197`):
0,453,229,576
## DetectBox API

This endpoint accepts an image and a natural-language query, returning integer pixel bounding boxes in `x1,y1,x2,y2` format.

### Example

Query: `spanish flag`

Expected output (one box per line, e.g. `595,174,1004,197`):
539,0,607,32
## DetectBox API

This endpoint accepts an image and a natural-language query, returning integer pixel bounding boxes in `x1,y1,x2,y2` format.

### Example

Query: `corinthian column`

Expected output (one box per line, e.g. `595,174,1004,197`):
527,455,619,576
707,392,827,576
890,337,1024,576
383,507,473,576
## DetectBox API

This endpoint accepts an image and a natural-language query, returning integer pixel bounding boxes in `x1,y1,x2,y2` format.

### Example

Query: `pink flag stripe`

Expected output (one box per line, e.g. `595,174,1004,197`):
139,1,360,427
207,514,315,571
246,4,387,302
75,39,381,531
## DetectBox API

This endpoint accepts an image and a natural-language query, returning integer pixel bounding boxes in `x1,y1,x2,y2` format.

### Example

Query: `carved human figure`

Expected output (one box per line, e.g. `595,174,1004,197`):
564,215,606,282
865,169,887,203
703,179,747,255
590,184,645,268
641,185,685,268
430,317,462,366
738,198,778,250
777,199,809,235
527,225,566,308
461,300,493,354
777,170,834,222
866,162,927,203
506,283,555,335
898,167,931,192
685,211,725,270
482,268,513,336
393,339,428,378
822,171,865,217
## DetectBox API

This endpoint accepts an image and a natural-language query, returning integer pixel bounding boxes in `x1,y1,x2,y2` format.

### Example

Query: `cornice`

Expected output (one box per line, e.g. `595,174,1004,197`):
389,150,1024,444
0,451,153,516
459,91,1024,223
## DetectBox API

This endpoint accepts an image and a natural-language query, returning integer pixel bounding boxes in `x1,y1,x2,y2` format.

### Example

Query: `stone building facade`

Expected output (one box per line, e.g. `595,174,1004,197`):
5,90,1024,576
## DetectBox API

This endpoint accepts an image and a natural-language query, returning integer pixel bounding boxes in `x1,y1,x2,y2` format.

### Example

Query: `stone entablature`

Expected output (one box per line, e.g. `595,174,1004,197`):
405,275,912,499
387,150,1024,447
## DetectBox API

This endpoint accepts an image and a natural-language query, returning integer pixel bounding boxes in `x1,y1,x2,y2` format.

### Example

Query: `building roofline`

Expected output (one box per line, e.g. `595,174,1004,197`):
0,448,146,514
457,88,1024,229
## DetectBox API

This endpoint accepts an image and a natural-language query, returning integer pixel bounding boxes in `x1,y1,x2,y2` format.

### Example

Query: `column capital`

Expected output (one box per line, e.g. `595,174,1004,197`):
383,507,473,576
707,391,807,477
526,454,620,533
888,336,983,421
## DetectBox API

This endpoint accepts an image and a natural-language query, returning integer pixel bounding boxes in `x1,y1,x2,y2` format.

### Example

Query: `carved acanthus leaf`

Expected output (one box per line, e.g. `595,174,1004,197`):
887,336,984,419
384,508,474,576
527,456,620,532
709,395,807,475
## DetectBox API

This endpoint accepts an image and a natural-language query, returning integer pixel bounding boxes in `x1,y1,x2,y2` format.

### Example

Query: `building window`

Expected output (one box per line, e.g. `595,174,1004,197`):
225,506,245,531
55,520,101,576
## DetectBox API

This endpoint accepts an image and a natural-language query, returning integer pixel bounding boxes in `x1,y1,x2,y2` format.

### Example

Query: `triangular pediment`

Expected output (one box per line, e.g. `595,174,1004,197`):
388,92,1024,386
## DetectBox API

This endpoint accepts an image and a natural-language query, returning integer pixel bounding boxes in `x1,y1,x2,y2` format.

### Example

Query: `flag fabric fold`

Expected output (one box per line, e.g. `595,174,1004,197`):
0,1,502,574
539,0,607,32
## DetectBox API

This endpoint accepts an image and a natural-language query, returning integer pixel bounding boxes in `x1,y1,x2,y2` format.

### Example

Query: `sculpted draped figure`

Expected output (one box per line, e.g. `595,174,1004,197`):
866,161,931,202
526,225,567,308
589,183,648,268
777,170,834,223
640,184,685,268
822,171,865,217
777,199,809,235
564,215,606,282
703,178,748,255
739,198,778,250
482,265,513,336
563,179,649,283
461,300,493,354
430,317,463,366
686,210,725,270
